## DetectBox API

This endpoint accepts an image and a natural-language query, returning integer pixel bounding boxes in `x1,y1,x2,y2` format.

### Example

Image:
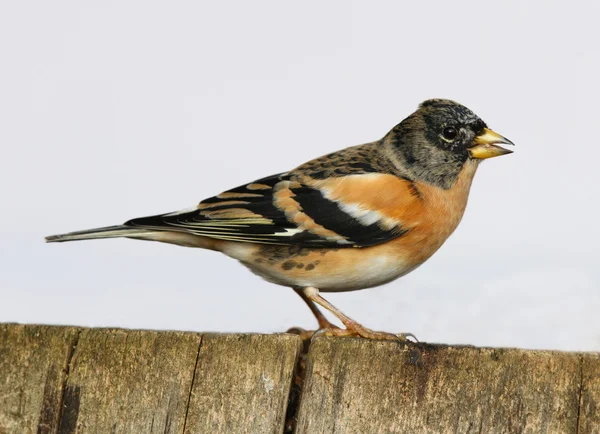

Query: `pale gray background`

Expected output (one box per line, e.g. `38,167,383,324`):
1,1,599,351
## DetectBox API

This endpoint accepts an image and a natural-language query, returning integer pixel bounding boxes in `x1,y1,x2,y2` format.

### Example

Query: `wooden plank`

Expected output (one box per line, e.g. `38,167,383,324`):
0,324,80,434
580,353,600,434
3,324,598,433
296,337,583,434
183,333,302,434
61,328,201,434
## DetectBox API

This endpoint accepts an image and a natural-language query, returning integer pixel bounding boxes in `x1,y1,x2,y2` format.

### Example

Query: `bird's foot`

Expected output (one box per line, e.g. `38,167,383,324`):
295,287,419,342
286,324,340,342
343,319,418,342
286,326,318,341
288,322,418,343
397,332,419,342
317,322,418,342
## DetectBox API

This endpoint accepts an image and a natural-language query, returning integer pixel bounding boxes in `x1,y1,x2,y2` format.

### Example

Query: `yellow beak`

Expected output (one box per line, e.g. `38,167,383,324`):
469,128,515,159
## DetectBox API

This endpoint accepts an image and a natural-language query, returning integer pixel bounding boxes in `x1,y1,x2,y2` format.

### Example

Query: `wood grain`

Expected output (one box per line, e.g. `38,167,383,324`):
62,328,201,434
183,333,302,434
296,337,586,434
579,353,600,434
0,324,80,434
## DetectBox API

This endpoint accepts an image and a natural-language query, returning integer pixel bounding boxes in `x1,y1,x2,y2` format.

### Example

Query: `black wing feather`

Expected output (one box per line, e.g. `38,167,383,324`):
125,172,406,248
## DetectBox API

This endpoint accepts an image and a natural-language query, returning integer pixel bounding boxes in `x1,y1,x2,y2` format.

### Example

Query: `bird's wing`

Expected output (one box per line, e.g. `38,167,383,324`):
125,171,422,248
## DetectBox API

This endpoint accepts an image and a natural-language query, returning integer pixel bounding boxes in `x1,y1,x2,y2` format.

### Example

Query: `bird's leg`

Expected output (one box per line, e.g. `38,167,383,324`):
287,287,339,340
293,287,338,329
302,286,417,342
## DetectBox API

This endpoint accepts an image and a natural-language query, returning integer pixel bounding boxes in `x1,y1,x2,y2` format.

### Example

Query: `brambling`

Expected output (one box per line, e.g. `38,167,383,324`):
46,99,514,341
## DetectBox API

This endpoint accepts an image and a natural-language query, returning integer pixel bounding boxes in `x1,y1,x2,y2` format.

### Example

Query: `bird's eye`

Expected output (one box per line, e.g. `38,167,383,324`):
441,126,458,141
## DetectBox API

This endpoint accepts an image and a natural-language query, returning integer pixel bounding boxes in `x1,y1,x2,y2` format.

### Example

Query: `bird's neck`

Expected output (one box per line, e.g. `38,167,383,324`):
381,136,473,190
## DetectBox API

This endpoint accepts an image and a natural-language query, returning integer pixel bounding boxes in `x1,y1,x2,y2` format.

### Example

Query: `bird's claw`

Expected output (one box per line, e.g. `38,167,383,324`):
397,332,419,342
287,325,418,344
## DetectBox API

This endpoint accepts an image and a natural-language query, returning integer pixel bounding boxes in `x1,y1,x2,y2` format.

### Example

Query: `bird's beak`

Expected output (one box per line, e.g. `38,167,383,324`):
469,128,515,159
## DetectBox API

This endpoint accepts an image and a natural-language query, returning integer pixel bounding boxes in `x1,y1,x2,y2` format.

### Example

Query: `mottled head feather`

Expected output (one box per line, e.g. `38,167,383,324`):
384,99,487,189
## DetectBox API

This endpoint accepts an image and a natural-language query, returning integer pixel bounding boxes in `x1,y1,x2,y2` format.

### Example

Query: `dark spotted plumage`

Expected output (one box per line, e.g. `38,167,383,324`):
294,142,399,179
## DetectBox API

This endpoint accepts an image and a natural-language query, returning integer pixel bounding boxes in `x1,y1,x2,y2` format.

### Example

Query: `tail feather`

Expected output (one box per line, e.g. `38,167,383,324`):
45,225,156,243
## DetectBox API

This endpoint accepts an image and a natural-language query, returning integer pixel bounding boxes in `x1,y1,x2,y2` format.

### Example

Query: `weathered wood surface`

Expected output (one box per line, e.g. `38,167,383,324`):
184,333,302,434
0,324,80,434
62,328,200,434
0,325,301,434
1,324,599,434
296,338,599,434
580,354,600,434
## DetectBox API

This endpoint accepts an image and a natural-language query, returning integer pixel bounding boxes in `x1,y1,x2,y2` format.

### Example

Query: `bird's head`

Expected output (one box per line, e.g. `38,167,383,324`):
386,99,514,188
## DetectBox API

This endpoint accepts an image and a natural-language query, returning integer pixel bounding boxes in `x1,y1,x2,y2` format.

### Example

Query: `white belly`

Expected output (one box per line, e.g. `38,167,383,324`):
280,255,419,292
221,242,419,292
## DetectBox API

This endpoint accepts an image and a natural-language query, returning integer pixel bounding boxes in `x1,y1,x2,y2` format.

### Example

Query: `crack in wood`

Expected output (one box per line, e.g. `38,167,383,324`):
181,334,203,434
284,337,311,434
57,329,82,434
576,354,584,434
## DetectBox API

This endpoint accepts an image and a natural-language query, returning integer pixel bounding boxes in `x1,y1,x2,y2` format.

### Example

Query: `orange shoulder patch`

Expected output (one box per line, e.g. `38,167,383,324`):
305,174,425,228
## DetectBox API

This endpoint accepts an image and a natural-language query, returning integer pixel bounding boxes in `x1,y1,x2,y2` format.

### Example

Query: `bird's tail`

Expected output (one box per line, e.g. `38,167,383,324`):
45,225,156,243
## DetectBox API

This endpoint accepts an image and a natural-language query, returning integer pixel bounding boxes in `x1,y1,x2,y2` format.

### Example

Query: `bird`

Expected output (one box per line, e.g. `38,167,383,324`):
46,99,514,341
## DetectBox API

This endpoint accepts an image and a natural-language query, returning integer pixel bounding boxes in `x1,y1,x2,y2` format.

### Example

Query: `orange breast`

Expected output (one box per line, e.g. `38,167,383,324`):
387,160,479,265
